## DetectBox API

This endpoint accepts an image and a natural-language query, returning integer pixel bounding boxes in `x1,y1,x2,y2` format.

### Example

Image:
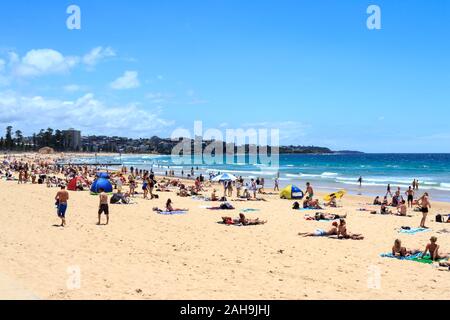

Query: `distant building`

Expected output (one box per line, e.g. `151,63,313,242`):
63,128,81,151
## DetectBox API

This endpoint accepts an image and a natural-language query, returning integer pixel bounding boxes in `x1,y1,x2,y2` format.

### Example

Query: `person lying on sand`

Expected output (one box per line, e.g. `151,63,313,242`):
392,239,421,257
421,236,448,261
166,199,188,212
337,219,364,240
314,212,347,221
221,214,267,226
239,213,267,226
298,221,339,237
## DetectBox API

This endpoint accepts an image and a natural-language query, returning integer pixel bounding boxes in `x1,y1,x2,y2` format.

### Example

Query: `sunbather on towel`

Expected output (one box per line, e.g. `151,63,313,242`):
298,221,339,237
314,212,347,221
337,219,364,240
239,213,267,226
166,199,188,212
392,239,421,257
421,236,449,261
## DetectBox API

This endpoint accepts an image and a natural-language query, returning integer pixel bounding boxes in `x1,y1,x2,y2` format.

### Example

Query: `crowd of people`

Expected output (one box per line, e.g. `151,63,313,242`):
1,154,448,266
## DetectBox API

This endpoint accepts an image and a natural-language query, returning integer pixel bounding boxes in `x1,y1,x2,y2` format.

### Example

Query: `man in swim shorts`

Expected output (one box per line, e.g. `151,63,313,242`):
98,188,109,225
299,222,338,237
419,193,431,228
55,184,69,227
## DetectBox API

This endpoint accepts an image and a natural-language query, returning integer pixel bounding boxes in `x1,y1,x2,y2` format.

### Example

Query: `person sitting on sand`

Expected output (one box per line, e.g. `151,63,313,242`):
324,195,337,208
396,200,407,216
382,196,389,206
238,213,267,226
337,219,364,240
381,203,393,215
166,199,188,212
298,221,339,237
392,239,420,257
373,196,382,205
421,236,448,261
211,189,219,201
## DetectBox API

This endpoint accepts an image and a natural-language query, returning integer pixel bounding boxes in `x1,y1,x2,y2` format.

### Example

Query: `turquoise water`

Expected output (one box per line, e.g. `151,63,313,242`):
73,153,450,202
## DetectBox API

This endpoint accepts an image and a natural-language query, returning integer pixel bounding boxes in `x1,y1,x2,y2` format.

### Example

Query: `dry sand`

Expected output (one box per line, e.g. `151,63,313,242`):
0,156,449,300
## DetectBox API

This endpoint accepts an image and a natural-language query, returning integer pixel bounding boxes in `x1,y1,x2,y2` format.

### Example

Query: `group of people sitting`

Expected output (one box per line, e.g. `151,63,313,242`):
392,237,449,263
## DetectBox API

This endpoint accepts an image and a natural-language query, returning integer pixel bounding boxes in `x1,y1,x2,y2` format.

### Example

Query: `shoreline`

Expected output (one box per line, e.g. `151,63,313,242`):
0,152,449,299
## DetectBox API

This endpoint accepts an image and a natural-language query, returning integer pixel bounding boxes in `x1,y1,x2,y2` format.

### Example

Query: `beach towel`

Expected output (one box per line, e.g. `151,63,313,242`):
398,227,430,235
380,253,442,265
157,210,187,215
240,208,260,213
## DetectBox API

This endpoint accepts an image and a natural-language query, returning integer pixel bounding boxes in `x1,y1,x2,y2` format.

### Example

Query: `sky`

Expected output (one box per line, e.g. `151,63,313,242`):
0,0,449,152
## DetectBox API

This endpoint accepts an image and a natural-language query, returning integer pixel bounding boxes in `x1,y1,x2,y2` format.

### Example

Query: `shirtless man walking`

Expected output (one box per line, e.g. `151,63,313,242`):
55,184,69,227
97,188,109,225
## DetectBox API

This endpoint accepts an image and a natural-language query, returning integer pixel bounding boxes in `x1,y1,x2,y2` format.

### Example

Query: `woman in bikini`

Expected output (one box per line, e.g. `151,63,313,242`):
392,239,420,257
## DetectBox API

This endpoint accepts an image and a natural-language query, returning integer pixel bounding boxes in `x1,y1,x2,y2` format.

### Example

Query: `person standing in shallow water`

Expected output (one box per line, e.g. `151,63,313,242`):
358,176,363,188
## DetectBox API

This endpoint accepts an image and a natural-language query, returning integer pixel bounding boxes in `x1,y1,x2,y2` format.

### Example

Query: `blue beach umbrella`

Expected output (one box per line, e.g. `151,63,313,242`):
212,173,238,182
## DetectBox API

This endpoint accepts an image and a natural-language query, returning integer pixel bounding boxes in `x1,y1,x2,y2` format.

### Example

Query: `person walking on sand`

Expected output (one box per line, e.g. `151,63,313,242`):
97,188,109,225
419,192,431,229
386,184,392,197
55,184,69,227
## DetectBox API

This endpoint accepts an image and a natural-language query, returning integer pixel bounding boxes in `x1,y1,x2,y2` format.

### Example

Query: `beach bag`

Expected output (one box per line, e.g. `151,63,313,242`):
292,202,300,210
436,214,443,223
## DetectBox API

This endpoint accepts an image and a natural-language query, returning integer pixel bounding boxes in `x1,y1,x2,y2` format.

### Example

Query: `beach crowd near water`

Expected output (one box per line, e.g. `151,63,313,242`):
0,152,449,299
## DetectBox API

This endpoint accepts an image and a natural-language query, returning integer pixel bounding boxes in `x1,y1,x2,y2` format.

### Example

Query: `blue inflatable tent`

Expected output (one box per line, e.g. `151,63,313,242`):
90,178,113,194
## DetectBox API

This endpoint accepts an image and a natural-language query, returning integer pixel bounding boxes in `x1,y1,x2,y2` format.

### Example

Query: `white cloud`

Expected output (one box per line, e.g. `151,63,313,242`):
63,84,84,93
0,90,173,136
0,59,5,73
12,49,79,77
110,71,140,90
82,46,116,67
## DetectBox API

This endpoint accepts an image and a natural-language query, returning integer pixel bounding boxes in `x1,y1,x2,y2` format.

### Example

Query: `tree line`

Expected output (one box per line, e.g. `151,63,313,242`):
0,126,66,151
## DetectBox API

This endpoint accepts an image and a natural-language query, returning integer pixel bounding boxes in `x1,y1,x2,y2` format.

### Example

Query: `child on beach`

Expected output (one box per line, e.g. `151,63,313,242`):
97,188,109,225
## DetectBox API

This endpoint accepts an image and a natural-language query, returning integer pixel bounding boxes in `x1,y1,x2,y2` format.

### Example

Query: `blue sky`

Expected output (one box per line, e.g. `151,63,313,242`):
0,0,448,152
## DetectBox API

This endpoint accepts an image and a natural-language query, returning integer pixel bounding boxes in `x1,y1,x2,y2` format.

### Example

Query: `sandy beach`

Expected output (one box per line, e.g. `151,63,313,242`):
0,153,449,300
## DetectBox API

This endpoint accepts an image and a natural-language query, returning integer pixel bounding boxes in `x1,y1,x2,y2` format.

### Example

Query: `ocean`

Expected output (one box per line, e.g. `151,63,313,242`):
72,153,450,202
